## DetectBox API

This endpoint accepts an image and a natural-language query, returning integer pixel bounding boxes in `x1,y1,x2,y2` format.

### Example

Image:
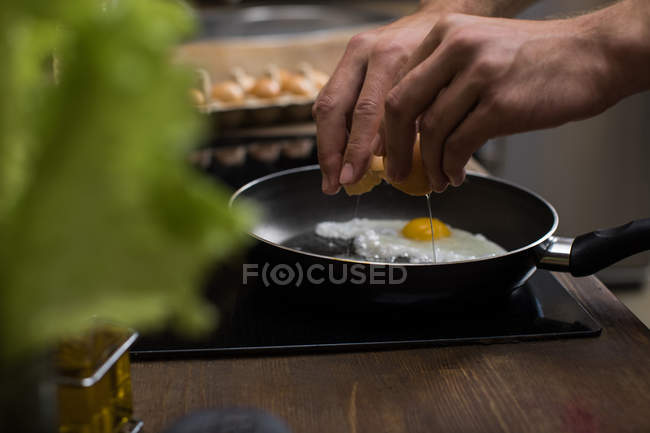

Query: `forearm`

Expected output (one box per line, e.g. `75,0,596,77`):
419,0,538,17
578,0,650,103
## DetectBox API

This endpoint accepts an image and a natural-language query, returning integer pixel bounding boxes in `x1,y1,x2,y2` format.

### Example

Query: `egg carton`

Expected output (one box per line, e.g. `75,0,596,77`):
191,64,328,131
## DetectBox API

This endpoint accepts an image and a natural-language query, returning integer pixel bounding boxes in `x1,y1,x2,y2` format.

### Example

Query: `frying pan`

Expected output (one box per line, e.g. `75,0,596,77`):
230,165,650,302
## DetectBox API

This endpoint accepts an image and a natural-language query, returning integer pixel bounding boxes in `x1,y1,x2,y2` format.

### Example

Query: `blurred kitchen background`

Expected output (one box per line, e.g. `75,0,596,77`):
183,0,650,326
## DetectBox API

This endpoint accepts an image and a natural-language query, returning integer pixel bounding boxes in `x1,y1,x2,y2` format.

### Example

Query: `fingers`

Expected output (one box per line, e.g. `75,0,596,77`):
441,101,495,186
394,18,446,85
370,133,383,157
339,43,409,185
313,38,368,194
419,72,480,192
384,42,457,182
374,122,386,156
419,91,448,193
393,13,467,85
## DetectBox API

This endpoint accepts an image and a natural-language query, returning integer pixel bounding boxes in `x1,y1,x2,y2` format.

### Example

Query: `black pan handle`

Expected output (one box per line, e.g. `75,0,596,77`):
569,218,650,277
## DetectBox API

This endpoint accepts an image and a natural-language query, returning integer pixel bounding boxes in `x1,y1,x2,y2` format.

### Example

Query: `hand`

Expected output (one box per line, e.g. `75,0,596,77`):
313,8,444,194
383,13,621,192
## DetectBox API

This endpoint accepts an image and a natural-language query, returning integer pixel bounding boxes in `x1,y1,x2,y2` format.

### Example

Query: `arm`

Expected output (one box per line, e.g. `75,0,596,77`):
383,0,650,191
420,0,536,16
313,0,540,194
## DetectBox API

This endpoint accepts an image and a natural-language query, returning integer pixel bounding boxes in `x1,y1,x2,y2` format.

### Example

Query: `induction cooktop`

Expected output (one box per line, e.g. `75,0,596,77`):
131,269,601,359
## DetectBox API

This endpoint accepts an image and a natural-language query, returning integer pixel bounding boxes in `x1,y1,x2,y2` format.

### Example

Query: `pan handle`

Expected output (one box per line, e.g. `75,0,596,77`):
538,218,650,276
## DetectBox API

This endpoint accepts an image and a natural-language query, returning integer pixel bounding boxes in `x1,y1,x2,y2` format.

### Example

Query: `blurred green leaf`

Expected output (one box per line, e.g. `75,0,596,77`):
0,0,254,359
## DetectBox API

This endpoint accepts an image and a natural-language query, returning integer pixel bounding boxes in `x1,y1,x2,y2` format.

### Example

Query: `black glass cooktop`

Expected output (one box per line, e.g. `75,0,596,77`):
131,270,601,359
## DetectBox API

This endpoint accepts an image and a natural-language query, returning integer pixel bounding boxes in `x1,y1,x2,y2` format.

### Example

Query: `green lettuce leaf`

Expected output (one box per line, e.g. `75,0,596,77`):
0,0,254,359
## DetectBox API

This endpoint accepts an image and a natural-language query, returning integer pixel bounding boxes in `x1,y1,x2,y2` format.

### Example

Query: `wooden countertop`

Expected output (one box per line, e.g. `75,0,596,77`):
132,159,650,433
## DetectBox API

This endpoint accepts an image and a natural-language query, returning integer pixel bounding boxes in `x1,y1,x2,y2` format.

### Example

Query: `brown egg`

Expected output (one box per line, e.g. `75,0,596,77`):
265,64,299,94
230,67,255,93
344,156,384,196
188,88,205,106
211,81,245,103
344,136,432,196
298,63,329,90
249,77,281,99
382,136,432,196
276,68,293,85
282,73,315,96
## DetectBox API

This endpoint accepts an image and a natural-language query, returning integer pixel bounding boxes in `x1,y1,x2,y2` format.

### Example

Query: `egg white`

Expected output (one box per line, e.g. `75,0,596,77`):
315,218,506,264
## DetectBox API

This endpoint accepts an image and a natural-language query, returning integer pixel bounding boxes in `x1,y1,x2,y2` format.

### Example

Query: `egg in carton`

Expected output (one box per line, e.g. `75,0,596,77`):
193,64,329,130
245,66,285,125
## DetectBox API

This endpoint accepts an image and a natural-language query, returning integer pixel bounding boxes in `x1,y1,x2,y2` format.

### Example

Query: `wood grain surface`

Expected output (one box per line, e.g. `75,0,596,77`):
132,268,650,433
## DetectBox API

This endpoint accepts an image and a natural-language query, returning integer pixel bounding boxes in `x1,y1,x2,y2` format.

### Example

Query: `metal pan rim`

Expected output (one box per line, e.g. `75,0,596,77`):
230,165,560,267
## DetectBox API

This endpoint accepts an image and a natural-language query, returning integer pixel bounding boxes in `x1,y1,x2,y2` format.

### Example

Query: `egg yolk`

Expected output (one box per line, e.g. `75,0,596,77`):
402,217,451,241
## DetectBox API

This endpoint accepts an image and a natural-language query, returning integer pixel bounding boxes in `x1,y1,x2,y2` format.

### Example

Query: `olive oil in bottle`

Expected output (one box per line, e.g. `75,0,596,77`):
56,324,136,433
